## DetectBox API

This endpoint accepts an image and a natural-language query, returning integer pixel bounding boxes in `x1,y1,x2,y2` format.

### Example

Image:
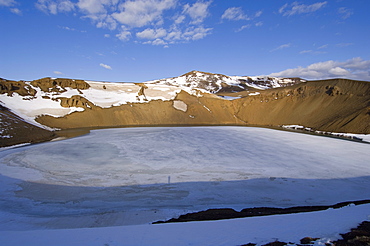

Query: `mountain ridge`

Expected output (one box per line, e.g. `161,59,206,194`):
0,72,369,147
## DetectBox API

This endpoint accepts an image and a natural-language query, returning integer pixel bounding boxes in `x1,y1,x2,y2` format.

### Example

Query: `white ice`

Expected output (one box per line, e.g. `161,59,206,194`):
0,127,369,245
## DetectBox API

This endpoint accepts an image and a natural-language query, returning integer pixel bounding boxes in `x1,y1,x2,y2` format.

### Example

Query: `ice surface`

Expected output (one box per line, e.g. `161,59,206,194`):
0,126,369,245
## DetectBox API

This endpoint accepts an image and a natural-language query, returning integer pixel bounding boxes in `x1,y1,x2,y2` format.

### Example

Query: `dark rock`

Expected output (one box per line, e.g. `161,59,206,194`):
300,237,319,244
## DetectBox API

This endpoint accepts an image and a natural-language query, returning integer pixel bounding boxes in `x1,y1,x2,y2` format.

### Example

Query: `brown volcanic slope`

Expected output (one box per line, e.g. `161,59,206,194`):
0,77,369,147
233,79,370,134
36,90,243,129
37,78,370,134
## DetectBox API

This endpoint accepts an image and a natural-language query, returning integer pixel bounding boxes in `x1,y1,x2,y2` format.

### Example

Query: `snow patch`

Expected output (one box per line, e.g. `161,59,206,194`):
282,125,370,142
172,100,187,112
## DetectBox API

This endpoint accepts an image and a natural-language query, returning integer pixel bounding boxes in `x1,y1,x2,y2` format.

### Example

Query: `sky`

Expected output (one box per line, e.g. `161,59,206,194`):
1,0,370,82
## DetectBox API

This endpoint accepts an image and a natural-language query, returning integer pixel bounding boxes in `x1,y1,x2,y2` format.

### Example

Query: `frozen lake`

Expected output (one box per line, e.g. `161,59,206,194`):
0,126,369,229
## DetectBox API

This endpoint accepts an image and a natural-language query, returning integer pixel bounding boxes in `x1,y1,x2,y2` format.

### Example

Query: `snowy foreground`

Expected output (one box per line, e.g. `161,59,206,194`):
0,126,369,245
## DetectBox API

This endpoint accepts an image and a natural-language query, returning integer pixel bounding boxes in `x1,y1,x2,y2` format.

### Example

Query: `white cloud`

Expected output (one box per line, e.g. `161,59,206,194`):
0,0,22,14
182,26,212,41
299,50,313,54
165,30,182,40
136,28,167,39
96,14,117,30
100,63,112,70
35,0,213,46
112,0,176,28
116,28,131,41
255,10,263,18
104,34,110,38
183,0,212,24
222,7,262,33
174,14,185,24
0,0,16,7
255,21,263,27
221,7,249,21
236,24,251,32
269,57,370,81
299,50,326,55
279,1,327,16
10,7,21,14
336,43,353,48
144,38,167,46
59,0,75,11
338,7,353,20
36,0,75,14
271,43,291,52
318,44,328,49
221,7,250,20
77,0,107,14
53,71,63,75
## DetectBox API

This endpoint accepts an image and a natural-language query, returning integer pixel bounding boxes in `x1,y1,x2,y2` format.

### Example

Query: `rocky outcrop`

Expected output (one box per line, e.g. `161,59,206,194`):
30,77,90,93
0,78,36,96
59,95,95,109
0,77,90,97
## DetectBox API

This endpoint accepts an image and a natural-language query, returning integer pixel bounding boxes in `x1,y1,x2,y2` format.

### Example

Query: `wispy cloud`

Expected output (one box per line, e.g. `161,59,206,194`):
338,7,353,20
53,71,63,75
336,43,353,48
299,50,326,55
221,7,250,21
0,0,17,7
318,44,328,49
0,0,22,14
299,44,328,55
100,63,112,70
270,43,291,52
279,1,327,16
10,7,21,14
269,57,370,81
221,7,263,33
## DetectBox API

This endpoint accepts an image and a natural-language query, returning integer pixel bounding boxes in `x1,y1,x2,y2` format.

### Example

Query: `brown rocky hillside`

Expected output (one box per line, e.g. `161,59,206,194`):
233,79,370,134
0,77,369,147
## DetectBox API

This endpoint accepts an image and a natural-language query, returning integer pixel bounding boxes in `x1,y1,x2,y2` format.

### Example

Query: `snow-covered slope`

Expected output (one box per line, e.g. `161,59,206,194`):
148,70,306,93
0,78,198,127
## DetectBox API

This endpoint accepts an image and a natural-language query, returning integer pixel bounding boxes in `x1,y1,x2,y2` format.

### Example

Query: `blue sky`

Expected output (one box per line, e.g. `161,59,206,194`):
1,0,370,82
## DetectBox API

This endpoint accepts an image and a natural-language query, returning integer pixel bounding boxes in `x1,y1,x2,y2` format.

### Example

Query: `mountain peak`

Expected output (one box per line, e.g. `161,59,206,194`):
151,71,305,93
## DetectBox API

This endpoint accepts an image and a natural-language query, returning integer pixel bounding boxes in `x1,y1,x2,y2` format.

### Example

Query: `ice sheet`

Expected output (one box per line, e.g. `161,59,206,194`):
0,127,369,231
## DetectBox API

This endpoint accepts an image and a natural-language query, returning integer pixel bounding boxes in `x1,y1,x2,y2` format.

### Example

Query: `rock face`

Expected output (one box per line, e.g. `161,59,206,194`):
0,78,36,96
0,72,369,147
0,77,90,96
0,104,56,147
30,77,90,92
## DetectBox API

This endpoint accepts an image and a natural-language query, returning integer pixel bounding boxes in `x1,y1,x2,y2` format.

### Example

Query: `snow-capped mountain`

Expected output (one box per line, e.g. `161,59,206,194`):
148,70,306,93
